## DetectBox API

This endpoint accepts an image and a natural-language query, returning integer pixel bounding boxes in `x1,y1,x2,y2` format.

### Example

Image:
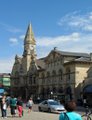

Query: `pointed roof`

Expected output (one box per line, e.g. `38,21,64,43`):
24,24,36,45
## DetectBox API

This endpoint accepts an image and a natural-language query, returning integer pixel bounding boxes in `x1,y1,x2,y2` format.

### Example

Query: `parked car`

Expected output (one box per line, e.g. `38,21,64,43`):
38,99,65,113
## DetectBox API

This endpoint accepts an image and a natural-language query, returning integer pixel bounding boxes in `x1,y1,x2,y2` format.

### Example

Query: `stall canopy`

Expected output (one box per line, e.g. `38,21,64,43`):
83,85,92,93
0,88,4,94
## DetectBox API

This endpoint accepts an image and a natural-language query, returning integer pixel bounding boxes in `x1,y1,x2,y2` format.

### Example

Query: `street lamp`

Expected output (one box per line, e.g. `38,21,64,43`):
50,91,53,99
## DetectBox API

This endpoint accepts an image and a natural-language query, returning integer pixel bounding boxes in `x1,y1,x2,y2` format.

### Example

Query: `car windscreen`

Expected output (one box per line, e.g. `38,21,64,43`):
48,101,60,105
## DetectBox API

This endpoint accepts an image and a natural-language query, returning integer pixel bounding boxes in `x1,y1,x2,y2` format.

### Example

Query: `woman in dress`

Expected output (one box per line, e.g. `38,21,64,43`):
27,97,33,113
17,96,23,117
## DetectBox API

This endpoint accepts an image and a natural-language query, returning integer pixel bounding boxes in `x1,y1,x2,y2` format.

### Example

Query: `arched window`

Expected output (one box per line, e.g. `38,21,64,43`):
29,75,32,84
33,76,36,84
52,70,56,77
47,72,50,77
52,70,56,83
58,87,63,93
58,69,63,80
41,73,45,84
66,67,71,81
47,87,50,94
53,87,57,93
14,71,19,84
46,71,50,83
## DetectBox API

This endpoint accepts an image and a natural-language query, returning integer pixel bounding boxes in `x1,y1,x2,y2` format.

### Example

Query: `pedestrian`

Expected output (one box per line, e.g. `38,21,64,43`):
17,96,23,117
6,95,11,108
83,98,88,108
37,97,40,103
59,100,82,120
27,97,33,113
1,95,7,118
10,95,17,117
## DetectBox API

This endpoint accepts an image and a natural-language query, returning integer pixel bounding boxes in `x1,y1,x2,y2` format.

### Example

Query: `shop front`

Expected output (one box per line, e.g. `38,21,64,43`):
83,85,92,106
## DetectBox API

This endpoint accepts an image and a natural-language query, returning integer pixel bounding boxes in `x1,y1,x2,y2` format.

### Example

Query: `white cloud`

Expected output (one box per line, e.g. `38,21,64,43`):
36,32,92,58
36,32,80,47
8,28,22,33
9,34,25,46
19,35,25,40
9,38,18,45
0,22,22,33
58,11,92,32
0,58,14,73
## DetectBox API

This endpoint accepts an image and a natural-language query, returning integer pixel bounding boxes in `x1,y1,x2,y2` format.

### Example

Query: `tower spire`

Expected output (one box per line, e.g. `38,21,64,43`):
23,24,37,59
24,23,36,45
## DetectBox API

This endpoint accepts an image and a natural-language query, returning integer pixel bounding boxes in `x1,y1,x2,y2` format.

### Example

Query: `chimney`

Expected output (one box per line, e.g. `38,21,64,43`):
54,47,57,51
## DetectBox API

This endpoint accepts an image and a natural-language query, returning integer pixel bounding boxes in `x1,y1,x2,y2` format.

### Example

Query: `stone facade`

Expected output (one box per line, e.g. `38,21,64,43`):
11,24,92,102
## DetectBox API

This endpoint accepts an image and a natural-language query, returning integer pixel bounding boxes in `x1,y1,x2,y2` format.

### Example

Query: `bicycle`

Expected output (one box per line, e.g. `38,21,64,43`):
81,106,92,120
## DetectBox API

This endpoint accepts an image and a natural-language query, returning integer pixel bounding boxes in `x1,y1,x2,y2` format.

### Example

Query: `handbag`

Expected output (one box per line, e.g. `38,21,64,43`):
26,102,29,107
3,103,7,110
64,113,70,120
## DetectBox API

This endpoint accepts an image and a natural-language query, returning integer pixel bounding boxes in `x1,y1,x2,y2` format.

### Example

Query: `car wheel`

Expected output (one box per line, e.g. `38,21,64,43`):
38,107,42,111
48,108,51,113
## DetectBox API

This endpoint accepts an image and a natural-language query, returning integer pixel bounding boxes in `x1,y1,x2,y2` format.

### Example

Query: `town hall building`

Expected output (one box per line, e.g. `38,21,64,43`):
11,24,92,104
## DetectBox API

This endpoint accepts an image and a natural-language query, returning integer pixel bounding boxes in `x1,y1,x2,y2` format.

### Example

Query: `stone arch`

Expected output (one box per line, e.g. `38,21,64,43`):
83,85,92,93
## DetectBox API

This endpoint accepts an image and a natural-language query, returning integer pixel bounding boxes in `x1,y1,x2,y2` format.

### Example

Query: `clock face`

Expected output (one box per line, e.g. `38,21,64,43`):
30,45,34,50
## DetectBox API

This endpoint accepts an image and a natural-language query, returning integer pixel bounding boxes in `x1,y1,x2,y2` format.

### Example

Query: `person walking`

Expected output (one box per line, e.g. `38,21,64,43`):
1,95,7,118
59,100,82,120
10,95,17,117
17,96,23,117
27,97,33,113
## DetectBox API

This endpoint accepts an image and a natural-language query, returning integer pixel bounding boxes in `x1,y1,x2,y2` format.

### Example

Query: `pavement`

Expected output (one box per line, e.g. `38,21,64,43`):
0,104,89,120
0,106,59,120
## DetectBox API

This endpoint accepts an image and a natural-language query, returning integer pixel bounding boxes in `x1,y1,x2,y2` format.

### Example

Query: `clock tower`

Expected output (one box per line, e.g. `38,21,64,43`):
22,24,37,72
23,24,36,59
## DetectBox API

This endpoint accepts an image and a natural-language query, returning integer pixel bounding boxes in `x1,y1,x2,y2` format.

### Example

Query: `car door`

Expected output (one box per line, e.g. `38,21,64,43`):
40,101,45,111
42,101,48,111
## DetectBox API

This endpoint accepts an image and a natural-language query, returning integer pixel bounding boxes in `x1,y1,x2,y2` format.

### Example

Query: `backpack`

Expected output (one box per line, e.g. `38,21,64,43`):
10,98,16,106
64,113,70,120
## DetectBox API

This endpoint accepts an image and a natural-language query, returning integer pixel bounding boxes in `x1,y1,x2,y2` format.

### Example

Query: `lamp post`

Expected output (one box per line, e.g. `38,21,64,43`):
50,91,53,99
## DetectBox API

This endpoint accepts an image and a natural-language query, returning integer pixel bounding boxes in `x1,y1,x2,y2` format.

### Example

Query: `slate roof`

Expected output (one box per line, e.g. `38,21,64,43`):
64,56,92,65
54,49,90,58
74,57,91,62
36,58,45,70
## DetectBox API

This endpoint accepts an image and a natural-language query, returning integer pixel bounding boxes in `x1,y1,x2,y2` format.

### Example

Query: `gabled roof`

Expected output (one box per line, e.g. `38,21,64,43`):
53,49,90,57
36,58,45,70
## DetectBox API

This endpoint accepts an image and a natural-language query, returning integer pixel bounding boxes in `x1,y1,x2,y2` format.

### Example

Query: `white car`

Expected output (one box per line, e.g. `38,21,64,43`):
38,99,65,113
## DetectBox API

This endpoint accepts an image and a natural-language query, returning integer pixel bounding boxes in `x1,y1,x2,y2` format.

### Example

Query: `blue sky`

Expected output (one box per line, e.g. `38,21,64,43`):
0,0,92,73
